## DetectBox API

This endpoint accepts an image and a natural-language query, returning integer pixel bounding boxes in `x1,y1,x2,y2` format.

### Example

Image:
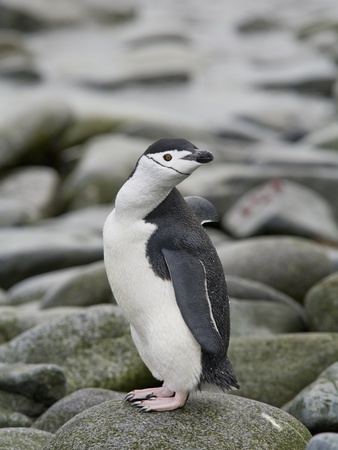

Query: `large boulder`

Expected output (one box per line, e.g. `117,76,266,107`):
0,427,52,450
218,236,337,302
228,333,338,407
44,393,311,450
0,305,154,394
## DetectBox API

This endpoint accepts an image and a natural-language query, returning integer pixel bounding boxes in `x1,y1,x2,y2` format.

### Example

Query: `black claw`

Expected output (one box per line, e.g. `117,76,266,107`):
124,393,134,403
131,401,141,407
138,406,149,413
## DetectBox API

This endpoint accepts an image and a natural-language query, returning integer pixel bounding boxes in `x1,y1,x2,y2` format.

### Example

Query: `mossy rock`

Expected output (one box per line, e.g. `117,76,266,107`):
44,393,311,450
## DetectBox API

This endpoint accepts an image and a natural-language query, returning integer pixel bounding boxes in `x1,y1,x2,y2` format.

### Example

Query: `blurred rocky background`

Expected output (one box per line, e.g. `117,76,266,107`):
0,0,338,449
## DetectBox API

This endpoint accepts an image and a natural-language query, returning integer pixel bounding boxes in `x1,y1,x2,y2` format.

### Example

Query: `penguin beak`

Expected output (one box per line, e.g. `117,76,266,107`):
182,150,214,164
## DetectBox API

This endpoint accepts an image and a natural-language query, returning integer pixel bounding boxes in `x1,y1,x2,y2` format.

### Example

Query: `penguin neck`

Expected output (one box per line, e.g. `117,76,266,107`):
114,169,178,221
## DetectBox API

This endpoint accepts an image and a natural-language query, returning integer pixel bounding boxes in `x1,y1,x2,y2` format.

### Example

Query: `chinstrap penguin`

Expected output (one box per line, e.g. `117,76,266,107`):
103,137,238,412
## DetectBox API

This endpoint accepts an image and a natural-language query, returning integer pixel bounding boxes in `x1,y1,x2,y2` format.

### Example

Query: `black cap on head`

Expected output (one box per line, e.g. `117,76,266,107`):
144,138,197,155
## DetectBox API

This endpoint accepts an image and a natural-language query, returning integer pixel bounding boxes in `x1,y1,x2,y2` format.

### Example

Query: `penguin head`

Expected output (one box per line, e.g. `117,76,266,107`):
138,138,213,184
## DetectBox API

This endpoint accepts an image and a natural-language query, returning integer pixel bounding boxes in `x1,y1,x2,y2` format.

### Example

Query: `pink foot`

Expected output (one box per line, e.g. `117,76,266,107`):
127,389,189,412
125,386,174,403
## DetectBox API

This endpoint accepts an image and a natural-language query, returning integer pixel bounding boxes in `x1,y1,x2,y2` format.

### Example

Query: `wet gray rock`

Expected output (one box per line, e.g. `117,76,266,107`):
0,427,52,450
40,261,112,309
228,333,338,407
230,299,306,336
305,272,338,331
32,388,124,433
0,363,66,406
61,134,148,209
306,433,338,450
0,166,59,226
0,305,154,394
284,362,338,433
223,179,338,242
218,236,335,302
44,393,311,450
0,101,72,170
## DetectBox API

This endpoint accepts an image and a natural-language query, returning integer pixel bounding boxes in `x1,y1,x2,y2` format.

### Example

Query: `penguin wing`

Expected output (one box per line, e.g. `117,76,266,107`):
162,248,224,355
184,196,219,225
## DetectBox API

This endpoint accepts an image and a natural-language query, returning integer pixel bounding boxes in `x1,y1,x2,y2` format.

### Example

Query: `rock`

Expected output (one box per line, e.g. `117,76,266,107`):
7,267,85,306
306,433,338,450
44,393,311,450
0,167,59,227
0,288,9,306
305,122,338,150
0,0,135,31
0,303,82,343
179,163,338,221
0,363,66,406
228,333,338,407
305,272,338,331
223,179,338,242
0,305,154,394
256,56,337,96
0,101,73,170
0,390,45,427
0,427,52,450
40,261,113,309
218,236,336,302
0,30,40,81
284,362,338,433
0,223,103,289
61,134,150,209
230,299,306,336
32,388,124,433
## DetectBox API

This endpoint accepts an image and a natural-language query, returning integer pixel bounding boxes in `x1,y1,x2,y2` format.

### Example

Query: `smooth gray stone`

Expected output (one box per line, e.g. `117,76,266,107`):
218,236,335,302
0,427,52,450
0,305,154,394
61,134,150,209
32,388,124,433
284,362,338,433
223,179,338,243
230,299,306,336
306,433,338,450
0,101,72,170
305,272,338,331
0,303,82,343
0,225,103,289
0,166,59,226
44,393,311,450
0,390,45,428
228,333,338,407
40,261,113,309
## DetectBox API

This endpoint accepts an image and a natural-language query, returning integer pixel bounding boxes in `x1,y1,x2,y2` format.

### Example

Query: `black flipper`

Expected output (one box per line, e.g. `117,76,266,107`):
184,196,219,225
162,248,224,355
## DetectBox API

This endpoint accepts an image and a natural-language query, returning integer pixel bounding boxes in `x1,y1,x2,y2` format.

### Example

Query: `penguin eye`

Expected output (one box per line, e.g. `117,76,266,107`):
163,154,172,162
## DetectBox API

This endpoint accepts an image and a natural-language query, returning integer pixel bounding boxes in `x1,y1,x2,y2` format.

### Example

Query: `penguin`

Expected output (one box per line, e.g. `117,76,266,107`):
103,137,238,412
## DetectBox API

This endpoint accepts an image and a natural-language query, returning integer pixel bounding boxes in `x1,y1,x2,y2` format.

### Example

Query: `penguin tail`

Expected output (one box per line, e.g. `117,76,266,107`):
201,353,240,391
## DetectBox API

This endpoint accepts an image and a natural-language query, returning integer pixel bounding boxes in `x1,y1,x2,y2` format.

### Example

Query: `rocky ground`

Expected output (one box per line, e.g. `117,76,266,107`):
1,0,338,449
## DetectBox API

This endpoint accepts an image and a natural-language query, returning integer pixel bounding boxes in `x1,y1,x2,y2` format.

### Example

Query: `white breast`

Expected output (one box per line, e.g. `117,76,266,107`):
103,209,202,392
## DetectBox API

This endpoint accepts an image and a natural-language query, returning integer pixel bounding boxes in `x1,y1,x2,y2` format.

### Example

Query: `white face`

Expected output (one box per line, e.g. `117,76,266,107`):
142,149,202,180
